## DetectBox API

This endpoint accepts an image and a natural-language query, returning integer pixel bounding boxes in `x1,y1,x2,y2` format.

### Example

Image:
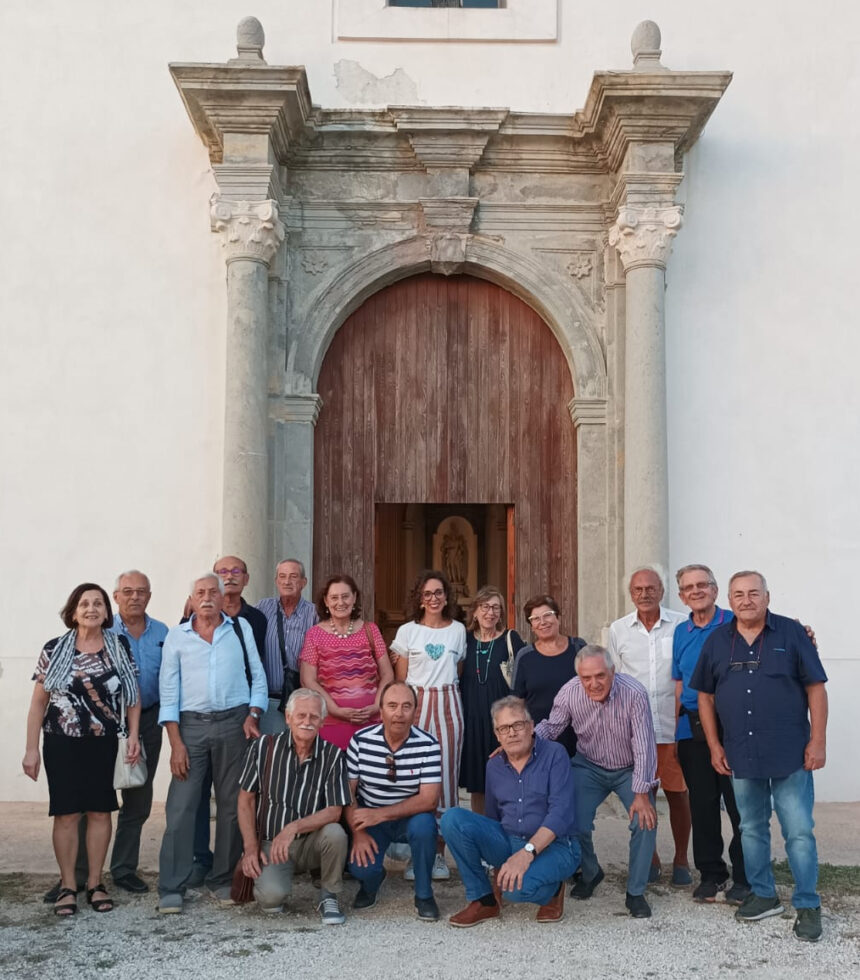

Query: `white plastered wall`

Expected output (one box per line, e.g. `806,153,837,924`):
0,0,857,801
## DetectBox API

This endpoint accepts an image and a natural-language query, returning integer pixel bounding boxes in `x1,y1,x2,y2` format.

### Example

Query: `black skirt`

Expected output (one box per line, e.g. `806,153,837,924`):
43,733,119,816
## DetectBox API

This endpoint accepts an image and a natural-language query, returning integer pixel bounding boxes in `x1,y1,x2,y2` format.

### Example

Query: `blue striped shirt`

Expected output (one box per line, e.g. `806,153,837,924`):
535,672,658,794
255,596,318,692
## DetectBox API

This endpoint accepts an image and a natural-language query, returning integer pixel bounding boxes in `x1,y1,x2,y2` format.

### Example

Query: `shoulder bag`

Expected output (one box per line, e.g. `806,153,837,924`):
499,630,516,689
113,696,148,790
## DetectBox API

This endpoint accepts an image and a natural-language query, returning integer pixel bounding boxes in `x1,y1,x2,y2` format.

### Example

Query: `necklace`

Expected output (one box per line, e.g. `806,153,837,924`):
475,637,496,685
330,619,356,639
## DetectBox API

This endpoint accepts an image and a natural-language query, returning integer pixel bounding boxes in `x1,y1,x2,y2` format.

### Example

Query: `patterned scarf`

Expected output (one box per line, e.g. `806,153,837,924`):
42,628,139,705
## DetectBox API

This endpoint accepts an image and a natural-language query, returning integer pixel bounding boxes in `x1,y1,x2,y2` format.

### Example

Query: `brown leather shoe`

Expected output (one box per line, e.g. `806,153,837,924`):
449,900,500,928
535,883,565,923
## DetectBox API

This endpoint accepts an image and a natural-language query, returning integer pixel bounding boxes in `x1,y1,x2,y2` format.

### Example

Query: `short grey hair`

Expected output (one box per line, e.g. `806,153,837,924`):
728,570,769,594
575,643,615,673
675,564,716,587
627,565,667,593
276,558,307,578
114,569,151,591
285,687,327,721
490,695,532,724
190,572,224,595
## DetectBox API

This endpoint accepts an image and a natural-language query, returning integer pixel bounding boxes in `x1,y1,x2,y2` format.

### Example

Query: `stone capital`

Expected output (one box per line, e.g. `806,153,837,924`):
210,198,285,265
269,393,323,426
608,204,683,271
568,397,608,427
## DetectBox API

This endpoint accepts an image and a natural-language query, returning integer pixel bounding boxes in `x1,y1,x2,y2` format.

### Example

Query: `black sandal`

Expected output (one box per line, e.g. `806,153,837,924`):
53,887,78,917
86,884,114,913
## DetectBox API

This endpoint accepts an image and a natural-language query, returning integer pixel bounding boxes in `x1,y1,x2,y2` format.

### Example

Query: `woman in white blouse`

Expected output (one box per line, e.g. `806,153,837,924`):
391,569,466,880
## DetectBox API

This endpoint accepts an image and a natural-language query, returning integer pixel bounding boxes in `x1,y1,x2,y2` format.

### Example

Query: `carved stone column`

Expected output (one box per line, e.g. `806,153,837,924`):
609,203,682,579
211,198,285,599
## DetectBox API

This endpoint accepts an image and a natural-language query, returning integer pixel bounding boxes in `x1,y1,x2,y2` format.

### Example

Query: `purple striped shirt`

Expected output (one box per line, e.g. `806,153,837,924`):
534,672,658,794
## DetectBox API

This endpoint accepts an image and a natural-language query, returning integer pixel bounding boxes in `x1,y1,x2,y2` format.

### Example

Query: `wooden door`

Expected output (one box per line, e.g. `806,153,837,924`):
314,274,578,633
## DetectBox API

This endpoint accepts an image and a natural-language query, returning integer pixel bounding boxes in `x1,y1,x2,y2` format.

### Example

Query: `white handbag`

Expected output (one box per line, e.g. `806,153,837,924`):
113,696,147,790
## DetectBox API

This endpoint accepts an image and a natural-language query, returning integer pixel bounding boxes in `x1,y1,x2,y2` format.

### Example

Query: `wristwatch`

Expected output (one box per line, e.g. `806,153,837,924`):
249,709,262,720
524,842,537,857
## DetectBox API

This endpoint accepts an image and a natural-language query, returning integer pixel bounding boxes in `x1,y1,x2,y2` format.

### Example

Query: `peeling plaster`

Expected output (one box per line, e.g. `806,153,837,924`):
334,60,422,106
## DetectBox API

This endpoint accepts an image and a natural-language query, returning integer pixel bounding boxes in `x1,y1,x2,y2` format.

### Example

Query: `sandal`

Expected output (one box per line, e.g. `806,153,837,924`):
86,884,114,913
53,887,78,917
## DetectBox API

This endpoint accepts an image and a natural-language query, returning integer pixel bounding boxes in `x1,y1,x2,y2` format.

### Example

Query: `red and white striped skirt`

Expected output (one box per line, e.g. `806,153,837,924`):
415,684,464,812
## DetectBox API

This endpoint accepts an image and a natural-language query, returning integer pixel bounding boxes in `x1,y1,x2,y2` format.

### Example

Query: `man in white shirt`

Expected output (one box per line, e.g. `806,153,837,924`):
608,566,690,886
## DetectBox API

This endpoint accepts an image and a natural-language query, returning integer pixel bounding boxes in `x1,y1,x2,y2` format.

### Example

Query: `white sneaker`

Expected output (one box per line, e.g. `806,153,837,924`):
432,854,450,880
318,895,346,925
403,860,415,881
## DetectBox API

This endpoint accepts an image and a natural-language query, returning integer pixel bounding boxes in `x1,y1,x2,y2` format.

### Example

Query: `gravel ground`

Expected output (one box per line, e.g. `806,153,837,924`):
1,864,859,980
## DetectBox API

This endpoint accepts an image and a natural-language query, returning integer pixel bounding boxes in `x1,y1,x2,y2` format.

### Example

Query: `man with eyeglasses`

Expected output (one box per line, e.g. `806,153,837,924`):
672,564,749,905
690,571,828,943
345,681,442,920
441,695,579,927
608,566,690,887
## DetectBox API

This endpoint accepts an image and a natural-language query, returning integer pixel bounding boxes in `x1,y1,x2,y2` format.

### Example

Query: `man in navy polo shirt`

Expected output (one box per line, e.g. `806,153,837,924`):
691,570,828,942
672,563,748,905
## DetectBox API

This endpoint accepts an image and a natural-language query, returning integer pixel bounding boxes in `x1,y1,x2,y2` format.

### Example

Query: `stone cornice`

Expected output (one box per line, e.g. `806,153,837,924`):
269,393,323,425
392,108,508,171
211,198,286,265
419,198,477,232
569,397,608,427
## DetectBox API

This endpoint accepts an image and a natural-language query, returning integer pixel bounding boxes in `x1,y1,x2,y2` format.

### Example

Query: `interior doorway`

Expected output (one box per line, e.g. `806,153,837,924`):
374,503,514,645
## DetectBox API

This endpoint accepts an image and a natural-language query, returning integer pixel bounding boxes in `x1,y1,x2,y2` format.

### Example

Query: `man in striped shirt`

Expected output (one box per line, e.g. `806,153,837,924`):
237,688,351,924
346,681,442,920
535,644,659,918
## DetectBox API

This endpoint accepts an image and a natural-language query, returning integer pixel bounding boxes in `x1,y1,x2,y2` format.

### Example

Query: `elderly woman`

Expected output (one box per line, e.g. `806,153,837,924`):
299,574,393,750
513,594,585,759
22,583,140,916
391,569,466,879
458,586,524,814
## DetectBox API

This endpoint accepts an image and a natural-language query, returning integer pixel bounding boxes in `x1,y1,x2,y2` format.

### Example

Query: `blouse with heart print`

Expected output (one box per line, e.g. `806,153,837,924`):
390,620,467,688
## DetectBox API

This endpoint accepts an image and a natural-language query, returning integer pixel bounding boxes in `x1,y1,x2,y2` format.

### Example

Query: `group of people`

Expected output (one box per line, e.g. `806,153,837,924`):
22,557,828,943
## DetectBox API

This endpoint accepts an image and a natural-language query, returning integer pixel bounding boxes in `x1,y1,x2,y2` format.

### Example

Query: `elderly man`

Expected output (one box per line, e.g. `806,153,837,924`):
691,571,828,942
157,573,268,913
536,644,658,918
441,696,579,926
346,681,441,920
256,559,319,735
237,688,350,924
609,566,690,886
672,564,748,904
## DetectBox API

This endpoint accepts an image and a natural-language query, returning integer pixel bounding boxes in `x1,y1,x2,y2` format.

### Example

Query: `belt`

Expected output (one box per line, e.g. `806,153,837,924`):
180,706,247,722
268,693,282,701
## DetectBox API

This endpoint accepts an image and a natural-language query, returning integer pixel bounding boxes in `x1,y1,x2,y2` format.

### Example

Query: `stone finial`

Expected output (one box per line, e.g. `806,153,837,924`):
231,16,266,65
631,20,665,71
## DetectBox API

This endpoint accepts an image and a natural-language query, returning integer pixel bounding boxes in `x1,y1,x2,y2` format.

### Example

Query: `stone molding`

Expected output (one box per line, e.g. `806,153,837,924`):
608,204,683,271
211,198,285,265
419,198,477,232
269,393,323,426
569,397,608,427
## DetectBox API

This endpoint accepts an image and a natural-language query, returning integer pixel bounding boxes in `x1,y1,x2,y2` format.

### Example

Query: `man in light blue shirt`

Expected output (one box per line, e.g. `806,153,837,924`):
157,572,267,913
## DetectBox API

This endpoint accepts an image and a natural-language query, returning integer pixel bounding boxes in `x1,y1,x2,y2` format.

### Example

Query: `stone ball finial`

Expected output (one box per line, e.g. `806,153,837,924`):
232,16,266,64
631,20,665,71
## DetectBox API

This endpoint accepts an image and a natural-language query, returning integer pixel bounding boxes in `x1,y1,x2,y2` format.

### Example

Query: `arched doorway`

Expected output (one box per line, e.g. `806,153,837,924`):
314,273,577,637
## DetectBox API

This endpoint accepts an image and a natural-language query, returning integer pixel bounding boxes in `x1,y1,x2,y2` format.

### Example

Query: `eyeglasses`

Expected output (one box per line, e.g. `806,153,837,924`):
215,567,245,577
118,588,150,597
478,602,502,613
422,589,445,600
528,612,556,624
495,720,530,737
679,581,716,595
385,754,397,783
729,661,759,672
631,586,659,596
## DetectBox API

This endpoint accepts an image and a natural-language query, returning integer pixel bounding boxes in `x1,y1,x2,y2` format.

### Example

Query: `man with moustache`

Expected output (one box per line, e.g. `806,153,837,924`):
157,573,268,913
237,688,350,924
691,571,828,942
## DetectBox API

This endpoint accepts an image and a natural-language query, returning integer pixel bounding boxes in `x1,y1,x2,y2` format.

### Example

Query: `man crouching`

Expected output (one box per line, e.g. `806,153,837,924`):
237,688,350,924
441,696,580,926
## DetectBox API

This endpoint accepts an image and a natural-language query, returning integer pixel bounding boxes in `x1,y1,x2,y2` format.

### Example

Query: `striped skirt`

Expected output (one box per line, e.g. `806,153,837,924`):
415,684,464,812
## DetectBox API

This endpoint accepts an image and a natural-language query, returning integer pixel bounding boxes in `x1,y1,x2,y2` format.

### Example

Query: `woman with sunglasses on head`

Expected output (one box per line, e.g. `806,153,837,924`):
390,569,466,880
513,594,586,758
458,586,524,814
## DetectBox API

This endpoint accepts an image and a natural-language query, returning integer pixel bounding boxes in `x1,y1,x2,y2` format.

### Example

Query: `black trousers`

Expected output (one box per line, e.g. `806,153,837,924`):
677,737,747,885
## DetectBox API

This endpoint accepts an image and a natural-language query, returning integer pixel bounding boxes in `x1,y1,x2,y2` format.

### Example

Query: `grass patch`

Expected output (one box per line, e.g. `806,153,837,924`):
773,860,860,894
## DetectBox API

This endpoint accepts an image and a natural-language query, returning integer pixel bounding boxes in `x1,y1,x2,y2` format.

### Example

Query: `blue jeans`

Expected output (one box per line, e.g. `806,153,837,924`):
348,812,437,900
571,755,657,897
441,808,580,906
732,767,819,908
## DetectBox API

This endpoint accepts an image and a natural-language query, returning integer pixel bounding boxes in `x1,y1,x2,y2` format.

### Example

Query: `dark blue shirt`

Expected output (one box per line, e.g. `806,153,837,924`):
690,611,827,779
672,606,733,740
484,736,577,839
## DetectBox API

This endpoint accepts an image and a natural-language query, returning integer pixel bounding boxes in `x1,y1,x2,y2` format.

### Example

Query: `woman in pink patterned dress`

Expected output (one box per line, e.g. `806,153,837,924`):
299,574,394,750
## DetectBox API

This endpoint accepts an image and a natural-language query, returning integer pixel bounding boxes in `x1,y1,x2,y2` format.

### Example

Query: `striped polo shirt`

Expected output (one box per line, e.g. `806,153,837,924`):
347,723,441,808
239,731,351,841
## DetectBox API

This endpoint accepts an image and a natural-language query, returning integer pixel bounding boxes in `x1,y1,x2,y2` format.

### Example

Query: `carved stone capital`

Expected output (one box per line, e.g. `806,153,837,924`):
210,198,286,265
427,233,470,276
608,204,683,271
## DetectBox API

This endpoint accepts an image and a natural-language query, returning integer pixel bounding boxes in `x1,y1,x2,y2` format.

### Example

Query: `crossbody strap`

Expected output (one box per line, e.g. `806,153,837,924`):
275,604,289,672
231,619,253,689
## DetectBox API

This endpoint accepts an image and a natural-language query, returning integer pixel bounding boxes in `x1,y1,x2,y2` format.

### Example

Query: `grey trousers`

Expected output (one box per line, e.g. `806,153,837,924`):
254,824,348,909
158,706,248,896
